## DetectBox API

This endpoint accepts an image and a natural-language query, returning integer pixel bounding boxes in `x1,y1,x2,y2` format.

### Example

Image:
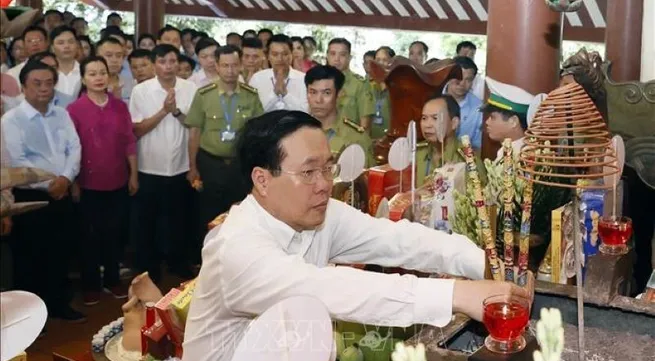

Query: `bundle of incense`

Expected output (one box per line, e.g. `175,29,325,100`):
460,135,502,281
517,160,535,287
502,139,515,282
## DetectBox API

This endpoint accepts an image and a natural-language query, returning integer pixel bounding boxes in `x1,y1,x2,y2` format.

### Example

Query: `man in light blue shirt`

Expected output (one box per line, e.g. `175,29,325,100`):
445,56,484,150
1,60,85,323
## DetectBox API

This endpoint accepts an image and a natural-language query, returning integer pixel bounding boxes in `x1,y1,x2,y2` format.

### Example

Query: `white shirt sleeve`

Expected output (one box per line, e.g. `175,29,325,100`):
129,85,144,123
282,77,308,112
249,71,279,112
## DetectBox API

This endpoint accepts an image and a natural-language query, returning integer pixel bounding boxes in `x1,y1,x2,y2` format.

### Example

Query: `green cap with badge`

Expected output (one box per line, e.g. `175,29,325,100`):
482,77,535,115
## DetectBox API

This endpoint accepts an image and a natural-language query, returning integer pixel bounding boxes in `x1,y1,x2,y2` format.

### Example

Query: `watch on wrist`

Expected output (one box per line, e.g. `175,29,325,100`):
172,108,182,117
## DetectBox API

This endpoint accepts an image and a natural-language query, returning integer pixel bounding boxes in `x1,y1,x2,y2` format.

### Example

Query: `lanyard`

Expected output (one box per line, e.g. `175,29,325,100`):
326,128,336,141
219,94,239,129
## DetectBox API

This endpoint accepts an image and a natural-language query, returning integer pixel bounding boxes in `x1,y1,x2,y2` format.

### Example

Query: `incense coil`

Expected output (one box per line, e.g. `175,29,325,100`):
519,82,619,189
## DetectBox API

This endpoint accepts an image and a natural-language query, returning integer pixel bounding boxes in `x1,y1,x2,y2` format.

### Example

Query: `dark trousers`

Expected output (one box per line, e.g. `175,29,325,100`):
11,188,74,312
196,149,247,241
79,187,128,291
134,172,191,283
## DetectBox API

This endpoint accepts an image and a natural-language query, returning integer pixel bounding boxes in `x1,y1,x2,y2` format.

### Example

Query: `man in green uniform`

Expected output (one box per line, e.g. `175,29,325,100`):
416,94,485,185
185,45,264,233
326,38,376,131
305,65,375,168
365,78,391,140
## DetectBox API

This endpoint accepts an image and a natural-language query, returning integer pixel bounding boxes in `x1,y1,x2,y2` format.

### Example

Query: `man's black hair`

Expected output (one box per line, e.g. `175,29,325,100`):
138,33,156,45
267,34,292,52
107,12,122,20
257,28,273,36
19,59,58,86
302,36,317,47
453,55,478,76
363,50,376,59
485,104,528,130
29,51,58,68
227,32,241,40
194,31,209,40
100,25,126,42
96,37,123,51
151,44,180,62
49,25,76,43
304,65,346,93
327,38,351,54
77,35,94,55
376,46,396,58
22,25,47,41
71,17,87,26
195,37,219,56
236,110,323,190
181,28,196,37
44,9,64,20
456,41,476,54
242,37,263,50
178,54,196,69
158,25,182,40
215,45,242,62
426,94,461,120
243,29,257,38
410,41,428,54
128,49,152,63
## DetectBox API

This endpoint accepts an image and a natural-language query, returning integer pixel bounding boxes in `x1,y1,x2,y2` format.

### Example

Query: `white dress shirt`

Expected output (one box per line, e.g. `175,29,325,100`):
183,194,485,361
248,68,308,112
6,62,26,89
188,68,218,88
129,77,198,177
471,73,486,101
55,61,81,97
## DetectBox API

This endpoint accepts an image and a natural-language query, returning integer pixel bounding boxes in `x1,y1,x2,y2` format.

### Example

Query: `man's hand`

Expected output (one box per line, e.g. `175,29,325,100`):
273,72,288,97
48,176,71,200
71,182,81,203
187,167,200,185
128,173,139,196
0,217,12,236
453,271,535,322
164,89,177,114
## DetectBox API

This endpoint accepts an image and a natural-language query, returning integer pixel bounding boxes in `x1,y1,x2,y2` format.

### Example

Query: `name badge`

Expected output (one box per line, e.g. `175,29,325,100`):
373,116,384,125
221,130,236,142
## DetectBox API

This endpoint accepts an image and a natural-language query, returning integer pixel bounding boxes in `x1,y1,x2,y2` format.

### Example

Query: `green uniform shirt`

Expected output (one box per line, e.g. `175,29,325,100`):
366,80,391,140
185,81,264,157
325,114,375,168
414,138,486,186
338,70,376,125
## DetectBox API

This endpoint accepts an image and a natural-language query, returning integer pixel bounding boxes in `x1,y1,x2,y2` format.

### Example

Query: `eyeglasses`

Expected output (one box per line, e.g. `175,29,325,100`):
279,164,340,185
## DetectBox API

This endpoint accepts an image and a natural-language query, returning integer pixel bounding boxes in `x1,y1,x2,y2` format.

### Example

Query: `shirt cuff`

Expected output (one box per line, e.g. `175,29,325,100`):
414,278,456,327
61,169,76,183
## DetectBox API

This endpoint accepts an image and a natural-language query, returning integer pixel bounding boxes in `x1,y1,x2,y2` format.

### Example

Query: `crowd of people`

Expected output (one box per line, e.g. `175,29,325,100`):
1,8,561,333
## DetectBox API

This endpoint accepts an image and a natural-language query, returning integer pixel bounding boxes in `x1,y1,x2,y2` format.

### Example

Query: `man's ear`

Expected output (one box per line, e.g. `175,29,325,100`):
252,166,270,196
509,114,521,129
451,116,460,132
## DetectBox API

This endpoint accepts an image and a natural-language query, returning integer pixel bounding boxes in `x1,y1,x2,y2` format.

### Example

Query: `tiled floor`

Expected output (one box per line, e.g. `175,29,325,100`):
24,273,185,361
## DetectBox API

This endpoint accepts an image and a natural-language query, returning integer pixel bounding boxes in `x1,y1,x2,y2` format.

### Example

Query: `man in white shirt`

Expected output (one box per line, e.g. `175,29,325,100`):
455,41,485,101
50,26,81,97
187,37,219,88
6,26,49,87
183,110,534,361
129,44,198,282
249,34,308,112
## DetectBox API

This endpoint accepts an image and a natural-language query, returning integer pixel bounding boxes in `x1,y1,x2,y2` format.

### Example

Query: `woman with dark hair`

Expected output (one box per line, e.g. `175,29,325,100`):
66,56,138,306
290,36,316,73
8,37,26,66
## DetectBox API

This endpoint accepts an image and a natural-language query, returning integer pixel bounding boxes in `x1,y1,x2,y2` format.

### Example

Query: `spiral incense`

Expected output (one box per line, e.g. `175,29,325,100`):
502,139,516,283
460,135,502,282
517,161,535,287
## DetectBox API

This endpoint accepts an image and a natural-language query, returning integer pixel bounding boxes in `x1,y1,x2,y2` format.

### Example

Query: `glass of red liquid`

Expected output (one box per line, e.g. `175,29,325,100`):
482,294,530,354
599,216,633,255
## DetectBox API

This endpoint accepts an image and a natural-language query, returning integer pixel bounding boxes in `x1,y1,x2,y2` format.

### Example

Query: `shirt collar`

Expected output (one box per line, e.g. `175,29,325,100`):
19,99,55,119
424,136,461,164
218,81,240,95
153,76,183,92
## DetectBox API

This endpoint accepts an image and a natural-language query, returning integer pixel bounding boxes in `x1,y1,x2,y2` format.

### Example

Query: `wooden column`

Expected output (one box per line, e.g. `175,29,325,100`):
133,0,164,42
16,0,43,10
605,0,643,82
482,1,563,159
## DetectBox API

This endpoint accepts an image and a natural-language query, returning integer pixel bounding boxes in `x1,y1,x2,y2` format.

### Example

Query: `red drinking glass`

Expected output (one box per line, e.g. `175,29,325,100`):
482,294,530,354
599,216,632,255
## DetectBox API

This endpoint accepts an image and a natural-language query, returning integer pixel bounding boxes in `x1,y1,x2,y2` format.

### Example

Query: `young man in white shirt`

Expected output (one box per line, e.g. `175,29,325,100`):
183,110,534,361
248,34,308,112
6,26,49,87
187,37,219,88
129,44,198,282
50,26,81,97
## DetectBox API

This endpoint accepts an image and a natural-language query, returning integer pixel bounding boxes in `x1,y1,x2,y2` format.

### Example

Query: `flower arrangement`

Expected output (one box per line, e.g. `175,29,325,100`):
391,342,427,361
533,308,565,361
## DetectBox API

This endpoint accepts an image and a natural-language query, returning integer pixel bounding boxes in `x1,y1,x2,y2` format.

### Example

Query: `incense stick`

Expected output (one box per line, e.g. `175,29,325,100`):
517,159,534,287
461,135,502,281
502,139,515,283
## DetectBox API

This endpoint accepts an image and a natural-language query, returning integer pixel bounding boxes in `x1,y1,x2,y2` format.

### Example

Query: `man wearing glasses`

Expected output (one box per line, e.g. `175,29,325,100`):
182,109,534,361
6,26,49,88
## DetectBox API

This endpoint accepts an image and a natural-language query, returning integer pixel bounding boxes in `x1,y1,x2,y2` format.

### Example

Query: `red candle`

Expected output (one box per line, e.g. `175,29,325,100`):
483,301,529,341
599,217,632,246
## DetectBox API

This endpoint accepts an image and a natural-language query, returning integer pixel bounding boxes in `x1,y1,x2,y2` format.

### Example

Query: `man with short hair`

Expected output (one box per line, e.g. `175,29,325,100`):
50,26,81,97
106,12,122,28
409,41,428,65
43,9,64,33
2,60,85,323
305,65,374,167
326,38,375,131
362,50,376,79
455,41,485,100
185,45,264,261
249,34,308,112
188,37,219,87
30,51,76,108
257,28,273,51
181,28,197,57
445,56,483,150
71,17,88,36
242,29,257,39
226,32,242,48
6,26,49,86
157,26,182,50
177,55,196,80
129,44,198,282
182,109,534,361
96,37,133,102
128,49,155,84
240,37,264,83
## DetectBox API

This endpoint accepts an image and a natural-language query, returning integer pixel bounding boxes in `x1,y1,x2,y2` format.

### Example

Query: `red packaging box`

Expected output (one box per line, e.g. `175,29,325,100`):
367,165,412,216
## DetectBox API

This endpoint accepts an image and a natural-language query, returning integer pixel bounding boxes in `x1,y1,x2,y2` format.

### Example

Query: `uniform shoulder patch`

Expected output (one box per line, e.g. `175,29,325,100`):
343,117,365,133
239,82,258,93
352,72,365,82
199,82,217,95
417,141,429,148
